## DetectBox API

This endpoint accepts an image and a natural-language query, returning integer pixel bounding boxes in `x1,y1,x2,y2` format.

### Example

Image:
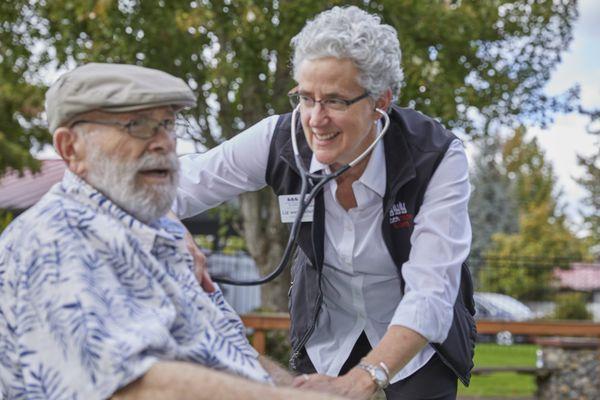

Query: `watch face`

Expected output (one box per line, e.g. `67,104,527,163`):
374,368,387,383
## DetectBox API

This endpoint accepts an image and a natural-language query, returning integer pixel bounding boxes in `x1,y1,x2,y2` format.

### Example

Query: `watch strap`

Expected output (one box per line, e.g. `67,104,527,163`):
357,361,390,389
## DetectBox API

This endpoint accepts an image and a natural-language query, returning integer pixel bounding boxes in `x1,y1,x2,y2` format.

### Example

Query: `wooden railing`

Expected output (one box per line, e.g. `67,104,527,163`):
241,313,600,354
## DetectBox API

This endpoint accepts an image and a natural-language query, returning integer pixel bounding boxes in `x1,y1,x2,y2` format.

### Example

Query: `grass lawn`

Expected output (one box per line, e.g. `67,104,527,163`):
458,343,538,398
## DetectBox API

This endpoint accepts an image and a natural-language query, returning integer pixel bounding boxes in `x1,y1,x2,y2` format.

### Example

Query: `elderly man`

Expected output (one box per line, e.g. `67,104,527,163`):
0,63,342,400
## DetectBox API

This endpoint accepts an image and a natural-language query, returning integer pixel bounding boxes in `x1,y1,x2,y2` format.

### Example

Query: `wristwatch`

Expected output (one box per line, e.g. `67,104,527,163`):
356,360,390,389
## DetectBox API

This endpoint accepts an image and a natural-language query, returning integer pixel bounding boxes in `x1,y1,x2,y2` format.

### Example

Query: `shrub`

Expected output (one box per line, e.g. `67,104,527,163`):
0,210,13,234
553,292,592,320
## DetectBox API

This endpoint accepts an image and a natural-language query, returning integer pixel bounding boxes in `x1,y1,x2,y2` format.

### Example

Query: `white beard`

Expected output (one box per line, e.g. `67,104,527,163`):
85,147,180,223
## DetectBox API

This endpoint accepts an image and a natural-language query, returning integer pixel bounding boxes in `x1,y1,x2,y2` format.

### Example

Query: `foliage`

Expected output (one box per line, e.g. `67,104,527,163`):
469,136,519,259
0,2,47,175
479,128,588,300
576,108,599,256
264,330,291,368
1,0,580,309
553,292,592,320
0,209,14,233
2,0,580,167
502,127,556,211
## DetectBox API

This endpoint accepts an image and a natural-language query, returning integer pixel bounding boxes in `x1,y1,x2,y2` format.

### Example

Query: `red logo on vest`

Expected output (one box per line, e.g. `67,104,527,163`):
389,201,413,229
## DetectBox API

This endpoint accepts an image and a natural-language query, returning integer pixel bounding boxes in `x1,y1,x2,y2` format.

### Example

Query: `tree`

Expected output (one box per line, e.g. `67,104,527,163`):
1,0,580,310
576,108,599,257
469,136,519,259
479,128,588,300
0,2,48,175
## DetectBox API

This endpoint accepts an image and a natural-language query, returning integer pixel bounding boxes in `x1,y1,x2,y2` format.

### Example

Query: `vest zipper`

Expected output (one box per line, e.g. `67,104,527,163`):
431,345,469,386
289,292,322,370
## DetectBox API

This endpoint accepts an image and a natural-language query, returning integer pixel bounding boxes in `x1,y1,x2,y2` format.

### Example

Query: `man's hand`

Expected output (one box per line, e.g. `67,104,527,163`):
292,370,377,400
184,230,216,293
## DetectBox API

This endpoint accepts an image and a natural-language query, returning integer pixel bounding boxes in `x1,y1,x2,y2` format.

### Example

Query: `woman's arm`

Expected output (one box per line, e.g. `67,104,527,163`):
174,115,279,219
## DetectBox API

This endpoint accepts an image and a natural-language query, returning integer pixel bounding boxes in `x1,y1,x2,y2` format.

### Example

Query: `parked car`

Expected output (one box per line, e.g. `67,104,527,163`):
474,292,535,345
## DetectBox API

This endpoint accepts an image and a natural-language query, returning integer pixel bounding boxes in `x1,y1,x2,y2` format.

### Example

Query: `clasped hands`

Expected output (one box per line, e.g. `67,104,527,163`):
292,367,379,400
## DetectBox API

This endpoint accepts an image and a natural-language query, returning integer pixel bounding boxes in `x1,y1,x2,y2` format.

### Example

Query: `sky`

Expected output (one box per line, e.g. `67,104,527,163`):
526,0,599,223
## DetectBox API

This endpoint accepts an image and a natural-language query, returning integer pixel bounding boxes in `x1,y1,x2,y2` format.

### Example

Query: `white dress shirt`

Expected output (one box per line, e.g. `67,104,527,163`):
175,114,471,382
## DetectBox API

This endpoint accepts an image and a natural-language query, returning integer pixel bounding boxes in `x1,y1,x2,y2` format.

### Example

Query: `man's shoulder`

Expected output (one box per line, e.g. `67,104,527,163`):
0,186,111,251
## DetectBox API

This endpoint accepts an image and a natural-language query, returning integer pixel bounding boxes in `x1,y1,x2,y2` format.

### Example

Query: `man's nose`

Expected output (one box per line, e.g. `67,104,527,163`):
147,127,176,153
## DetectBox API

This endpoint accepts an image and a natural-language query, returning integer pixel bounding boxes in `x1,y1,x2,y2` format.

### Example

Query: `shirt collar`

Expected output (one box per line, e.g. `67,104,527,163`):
308,121,387,198
60,170,184,251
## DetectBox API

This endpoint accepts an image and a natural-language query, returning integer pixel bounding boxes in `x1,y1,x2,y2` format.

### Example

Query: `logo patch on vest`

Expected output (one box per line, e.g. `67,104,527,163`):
389,201,413,229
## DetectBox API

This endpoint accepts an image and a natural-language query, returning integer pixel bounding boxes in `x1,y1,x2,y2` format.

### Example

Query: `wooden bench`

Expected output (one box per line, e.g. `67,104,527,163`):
241,313,600,354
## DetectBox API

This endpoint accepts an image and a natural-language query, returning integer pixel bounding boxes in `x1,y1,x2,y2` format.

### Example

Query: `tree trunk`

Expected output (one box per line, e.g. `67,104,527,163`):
239,189,290,312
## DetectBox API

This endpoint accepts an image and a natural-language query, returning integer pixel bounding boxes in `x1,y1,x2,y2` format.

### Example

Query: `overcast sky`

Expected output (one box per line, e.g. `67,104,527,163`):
527,0,599,223
36,1,598,228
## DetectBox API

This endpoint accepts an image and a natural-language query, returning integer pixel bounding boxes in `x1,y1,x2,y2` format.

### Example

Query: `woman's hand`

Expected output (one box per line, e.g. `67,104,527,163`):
183,229,216,293
292,369,377,400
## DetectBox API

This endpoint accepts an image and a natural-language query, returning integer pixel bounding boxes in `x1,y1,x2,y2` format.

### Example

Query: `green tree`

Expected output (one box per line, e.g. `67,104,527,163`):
0,2,48,175
576,109,599,257
469,136,519,259
479,128,588,300
1,0,580,309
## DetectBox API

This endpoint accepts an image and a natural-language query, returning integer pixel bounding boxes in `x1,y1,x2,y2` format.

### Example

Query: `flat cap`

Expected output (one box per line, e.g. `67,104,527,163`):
45,63,196,133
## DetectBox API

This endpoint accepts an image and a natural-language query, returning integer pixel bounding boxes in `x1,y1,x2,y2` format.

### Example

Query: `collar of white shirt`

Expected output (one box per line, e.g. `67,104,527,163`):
308,121,387,198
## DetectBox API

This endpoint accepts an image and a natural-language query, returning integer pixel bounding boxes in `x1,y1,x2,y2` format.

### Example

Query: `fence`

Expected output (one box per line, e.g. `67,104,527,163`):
240,314,600,355
214,252,600,323
468,255,600,321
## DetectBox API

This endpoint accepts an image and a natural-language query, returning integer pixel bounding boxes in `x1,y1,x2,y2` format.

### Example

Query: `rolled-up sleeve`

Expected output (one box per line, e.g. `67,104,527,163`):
174,115,278,219
390,139,471,343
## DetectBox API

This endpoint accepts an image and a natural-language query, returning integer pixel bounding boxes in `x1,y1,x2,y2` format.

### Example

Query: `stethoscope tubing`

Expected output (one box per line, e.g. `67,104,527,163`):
213,106,390,286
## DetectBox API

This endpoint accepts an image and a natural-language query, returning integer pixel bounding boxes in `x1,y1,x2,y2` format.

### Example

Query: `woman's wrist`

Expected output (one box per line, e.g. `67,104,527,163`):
346,366,379,395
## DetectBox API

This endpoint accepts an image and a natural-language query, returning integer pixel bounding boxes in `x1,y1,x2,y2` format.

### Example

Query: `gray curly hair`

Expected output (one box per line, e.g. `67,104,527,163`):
290,6,403,100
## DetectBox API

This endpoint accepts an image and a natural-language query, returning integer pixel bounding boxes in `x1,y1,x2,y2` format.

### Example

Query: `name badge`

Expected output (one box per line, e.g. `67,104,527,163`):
278,194,314,223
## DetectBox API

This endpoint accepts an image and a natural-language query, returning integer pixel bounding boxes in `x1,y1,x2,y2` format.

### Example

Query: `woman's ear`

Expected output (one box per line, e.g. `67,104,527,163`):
375,89,392,111
374,88,393,118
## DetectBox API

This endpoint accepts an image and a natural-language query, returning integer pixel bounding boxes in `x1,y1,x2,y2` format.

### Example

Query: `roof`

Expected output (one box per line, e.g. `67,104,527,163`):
0,159,66,211
554,263,600,291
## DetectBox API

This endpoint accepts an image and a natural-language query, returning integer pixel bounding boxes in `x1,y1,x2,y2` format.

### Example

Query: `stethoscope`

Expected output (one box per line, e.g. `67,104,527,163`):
212,105,391,286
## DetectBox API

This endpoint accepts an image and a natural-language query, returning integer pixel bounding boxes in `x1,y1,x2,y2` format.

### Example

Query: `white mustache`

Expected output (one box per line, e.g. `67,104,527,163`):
134,153,179,172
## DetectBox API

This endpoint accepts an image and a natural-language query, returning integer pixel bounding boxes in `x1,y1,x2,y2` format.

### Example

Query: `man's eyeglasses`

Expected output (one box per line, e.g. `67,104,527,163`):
70,117,188,139
288,91,370,112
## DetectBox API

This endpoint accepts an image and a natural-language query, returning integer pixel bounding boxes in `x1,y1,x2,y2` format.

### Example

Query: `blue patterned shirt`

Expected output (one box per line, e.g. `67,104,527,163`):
0,170,270,400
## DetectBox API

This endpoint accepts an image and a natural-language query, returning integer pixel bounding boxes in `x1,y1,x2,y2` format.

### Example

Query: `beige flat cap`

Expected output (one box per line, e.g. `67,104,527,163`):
45,63,197,133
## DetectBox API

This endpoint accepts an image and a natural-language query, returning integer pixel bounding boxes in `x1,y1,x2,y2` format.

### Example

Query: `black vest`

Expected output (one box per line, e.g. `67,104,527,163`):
265,105,476,386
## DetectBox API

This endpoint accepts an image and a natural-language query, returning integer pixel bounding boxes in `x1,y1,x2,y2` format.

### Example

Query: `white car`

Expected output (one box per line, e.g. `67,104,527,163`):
474,292,535,345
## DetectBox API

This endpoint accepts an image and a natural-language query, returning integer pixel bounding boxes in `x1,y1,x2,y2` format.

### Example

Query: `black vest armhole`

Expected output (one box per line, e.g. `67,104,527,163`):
413,134,459,217
265,114,288,187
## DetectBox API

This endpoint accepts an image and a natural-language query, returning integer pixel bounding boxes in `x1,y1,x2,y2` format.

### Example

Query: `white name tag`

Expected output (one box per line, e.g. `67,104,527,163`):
278,194,314,223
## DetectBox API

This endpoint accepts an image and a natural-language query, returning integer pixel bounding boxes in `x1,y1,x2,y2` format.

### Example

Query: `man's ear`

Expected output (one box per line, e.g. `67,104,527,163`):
53,127,87,176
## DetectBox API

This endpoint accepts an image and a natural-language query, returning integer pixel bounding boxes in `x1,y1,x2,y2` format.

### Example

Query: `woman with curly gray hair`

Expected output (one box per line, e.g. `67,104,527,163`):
176,6,474,400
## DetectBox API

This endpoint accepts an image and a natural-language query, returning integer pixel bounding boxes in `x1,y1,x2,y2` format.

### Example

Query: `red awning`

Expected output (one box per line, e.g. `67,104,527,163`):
0,159,66,211
554,263,600,291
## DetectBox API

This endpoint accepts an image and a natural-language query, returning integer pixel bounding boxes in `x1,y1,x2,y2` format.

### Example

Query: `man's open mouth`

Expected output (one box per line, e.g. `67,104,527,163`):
138,168,171,178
